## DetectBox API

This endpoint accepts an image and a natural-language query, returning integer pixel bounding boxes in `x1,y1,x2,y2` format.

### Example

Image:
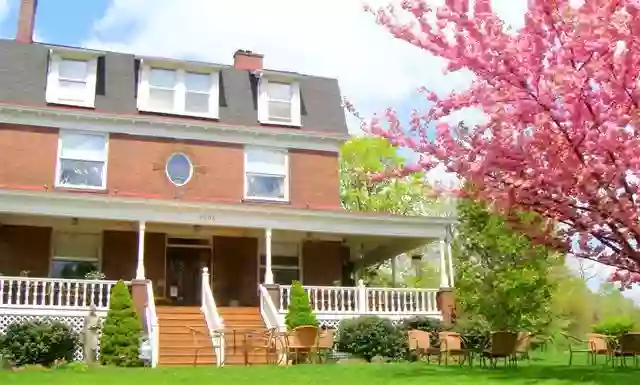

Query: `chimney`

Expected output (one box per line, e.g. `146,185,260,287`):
233,49,263,71
16,0,38,44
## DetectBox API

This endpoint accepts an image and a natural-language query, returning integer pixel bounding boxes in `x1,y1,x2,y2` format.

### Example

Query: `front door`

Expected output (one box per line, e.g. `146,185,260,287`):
166,246,211,306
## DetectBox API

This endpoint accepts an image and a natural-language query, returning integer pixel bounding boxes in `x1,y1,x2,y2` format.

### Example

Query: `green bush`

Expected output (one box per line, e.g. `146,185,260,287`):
99,280,144,367
592,316,635,338
336,316,407,362
0,320,78,367
398,316,445,347
284,281,317,330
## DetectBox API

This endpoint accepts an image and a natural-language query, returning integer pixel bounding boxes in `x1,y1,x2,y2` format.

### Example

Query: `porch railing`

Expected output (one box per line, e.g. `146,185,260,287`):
200,267,224,366
259,284,283,331
278,281,439,316
144,280,159,368
0,276,127,311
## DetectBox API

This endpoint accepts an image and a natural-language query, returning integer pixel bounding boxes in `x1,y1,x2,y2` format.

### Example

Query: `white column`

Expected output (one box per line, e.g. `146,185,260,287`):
447,240,455,287
136,221,146,279
391,256,397,287
439,239,450,288
264,228,274,284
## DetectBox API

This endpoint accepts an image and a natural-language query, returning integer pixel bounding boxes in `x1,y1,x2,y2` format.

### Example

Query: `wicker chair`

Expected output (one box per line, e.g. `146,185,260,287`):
612,332,640,368
438,331,469,366
408,330,440,363
285,325,320,364
480,331,519,368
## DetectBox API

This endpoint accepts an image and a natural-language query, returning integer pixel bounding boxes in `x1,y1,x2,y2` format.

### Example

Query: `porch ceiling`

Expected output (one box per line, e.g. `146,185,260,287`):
0,189,456,240
344,234,432,268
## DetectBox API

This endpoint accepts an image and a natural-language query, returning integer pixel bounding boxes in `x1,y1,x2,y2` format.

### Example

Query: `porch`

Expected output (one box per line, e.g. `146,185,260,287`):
0,189,456,365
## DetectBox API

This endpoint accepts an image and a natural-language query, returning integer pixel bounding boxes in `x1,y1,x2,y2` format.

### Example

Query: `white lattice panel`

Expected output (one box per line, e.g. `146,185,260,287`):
0,313,104,361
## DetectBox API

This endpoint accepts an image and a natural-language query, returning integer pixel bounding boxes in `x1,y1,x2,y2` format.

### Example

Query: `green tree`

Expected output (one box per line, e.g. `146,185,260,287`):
284,281,318,330
100,281,143,367
454,196,561,334
340,136,431,215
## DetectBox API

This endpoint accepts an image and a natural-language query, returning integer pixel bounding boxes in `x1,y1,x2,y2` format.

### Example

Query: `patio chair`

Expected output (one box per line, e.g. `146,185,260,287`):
244,328,279,365
515,332,532,361
480,331,519,368
408,330,440,363
285,325,320,364
316,328,335,363
438,331,469,366
187,326,218,366
566,333,610,366
612,332,640,368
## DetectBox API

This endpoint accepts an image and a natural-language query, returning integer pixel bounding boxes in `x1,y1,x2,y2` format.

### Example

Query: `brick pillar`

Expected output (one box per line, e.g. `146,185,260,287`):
16,0,38,44
130,279,149,331
436,287,456,326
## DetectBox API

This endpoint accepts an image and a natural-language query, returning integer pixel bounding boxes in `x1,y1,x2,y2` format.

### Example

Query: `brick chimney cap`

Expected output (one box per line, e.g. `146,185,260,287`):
234,49,264,58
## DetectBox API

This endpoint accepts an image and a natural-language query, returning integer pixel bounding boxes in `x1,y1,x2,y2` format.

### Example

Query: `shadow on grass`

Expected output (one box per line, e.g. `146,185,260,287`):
390,361,637,385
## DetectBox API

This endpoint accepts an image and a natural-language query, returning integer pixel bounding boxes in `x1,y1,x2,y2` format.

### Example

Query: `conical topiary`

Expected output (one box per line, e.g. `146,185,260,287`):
99,280,144,367
284,280,317,330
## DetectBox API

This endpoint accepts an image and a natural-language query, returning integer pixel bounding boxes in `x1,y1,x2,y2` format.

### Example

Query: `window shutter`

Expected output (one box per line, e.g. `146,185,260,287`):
136,60,149,111
257,77,269,123
290,82,301,126
95,56,106,96
45,52,61,104
208,71,220,118
85,58,98,107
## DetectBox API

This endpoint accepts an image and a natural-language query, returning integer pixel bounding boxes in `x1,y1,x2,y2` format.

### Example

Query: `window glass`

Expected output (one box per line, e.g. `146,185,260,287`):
59,59,88,80
149,68,177,88
166,153,193,186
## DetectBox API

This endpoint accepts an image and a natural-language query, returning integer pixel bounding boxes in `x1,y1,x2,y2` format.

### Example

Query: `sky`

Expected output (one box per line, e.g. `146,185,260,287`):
0,0,638,301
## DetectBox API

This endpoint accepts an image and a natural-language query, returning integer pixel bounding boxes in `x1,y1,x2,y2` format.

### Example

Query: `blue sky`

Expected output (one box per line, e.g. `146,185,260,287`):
1,0,639,301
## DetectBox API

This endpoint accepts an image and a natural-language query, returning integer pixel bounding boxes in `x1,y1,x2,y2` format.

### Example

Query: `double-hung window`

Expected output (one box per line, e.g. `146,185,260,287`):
258,78,301,126
244,146,288,201
51,232,101,279
56,131,109,190
46,52,98,107
138,63,219,118
259,242,300,285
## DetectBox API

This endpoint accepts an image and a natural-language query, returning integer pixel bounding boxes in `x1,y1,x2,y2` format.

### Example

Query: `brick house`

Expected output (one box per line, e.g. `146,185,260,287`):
0,0,456,366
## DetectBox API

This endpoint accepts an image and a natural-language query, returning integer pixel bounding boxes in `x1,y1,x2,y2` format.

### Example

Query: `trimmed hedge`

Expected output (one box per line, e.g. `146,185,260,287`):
0,320,78,367
336,316,407,362
285,280,317,330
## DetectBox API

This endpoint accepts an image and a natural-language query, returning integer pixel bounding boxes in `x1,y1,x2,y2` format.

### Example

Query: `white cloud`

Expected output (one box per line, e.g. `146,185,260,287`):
84,0,529,137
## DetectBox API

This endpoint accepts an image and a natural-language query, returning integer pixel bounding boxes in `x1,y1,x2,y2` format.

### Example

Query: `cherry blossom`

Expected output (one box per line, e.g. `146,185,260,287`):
358,0,640,288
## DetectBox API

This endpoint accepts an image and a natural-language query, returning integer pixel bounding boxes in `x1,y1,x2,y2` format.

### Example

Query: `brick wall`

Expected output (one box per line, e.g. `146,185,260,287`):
0,225,51,276
0,124,342,210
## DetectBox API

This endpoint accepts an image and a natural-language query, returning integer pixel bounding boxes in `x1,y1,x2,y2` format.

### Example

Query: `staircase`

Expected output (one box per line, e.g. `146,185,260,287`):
157,306,216,366
219,306,271,365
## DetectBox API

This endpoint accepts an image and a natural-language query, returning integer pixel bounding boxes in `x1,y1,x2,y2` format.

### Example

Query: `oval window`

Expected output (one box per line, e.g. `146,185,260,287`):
165,153,193,186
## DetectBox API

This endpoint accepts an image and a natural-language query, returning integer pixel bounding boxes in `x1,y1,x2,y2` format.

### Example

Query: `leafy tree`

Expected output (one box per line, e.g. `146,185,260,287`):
99,281,143,367
453,196,560,334
361,1,640,287
284,281,317,330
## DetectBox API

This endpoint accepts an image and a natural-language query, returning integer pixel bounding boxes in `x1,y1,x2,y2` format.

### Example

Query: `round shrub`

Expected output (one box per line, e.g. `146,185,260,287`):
0,320,78,367
285,280,317,330
336,316,407,362
99,280,144,367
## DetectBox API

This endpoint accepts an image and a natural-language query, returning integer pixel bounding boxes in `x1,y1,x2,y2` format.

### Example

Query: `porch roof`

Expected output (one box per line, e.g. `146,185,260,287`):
0,189,455,239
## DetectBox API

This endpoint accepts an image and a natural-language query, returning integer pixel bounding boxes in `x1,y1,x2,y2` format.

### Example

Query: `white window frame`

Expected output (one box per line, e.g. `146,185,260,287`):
137,60,220,119
257,77,301,127
244,146,289,202
45,50,98,108
165,152,194,187
55,130,109,190
50,231,102,279
258,241,302,285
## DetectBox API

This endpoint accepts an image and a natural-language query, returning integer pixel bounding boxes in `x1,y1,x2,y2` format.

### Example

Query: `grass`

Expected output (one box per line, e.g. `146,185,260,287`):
0,352,637,385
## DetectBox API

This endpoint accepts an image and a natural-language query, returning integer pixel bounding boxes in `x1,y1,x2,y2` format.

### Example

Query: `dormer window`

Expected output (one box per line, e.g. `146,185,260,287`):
46,51,98,108
258,77,301,127
137,61,219,119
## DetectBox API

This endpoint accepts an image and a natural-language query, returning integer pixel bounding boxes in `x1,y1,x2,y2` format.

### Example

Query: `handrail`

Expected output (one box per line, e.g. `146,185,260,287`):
200,267,225,366
259,284,284,331
144,280,159,368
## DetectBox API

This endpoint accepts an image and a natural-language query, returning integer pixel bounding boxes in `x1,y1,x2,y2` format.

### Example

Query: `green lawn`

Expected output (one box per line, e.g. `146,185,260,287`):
0,353,636,385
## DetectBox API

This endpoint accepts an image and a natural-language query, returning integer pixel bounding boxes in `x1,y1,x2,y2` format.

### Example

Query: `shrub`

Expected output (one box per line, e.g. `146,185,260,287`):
336,316,407,362
0,320,78,367
284,281,317,330
398,316,445,347
99,280,144,367
592,316,635,339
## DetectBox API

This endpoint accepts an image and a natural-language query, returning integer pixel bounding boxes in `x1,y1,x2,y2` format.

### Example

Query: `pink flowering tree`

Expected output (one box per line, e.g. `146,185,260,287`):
354,0,640,287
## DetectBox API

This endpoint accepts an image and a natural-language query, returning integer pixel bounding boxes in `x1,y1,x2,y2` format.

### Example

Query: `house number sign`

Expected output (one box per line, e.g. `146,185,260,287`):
199,214,215,222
